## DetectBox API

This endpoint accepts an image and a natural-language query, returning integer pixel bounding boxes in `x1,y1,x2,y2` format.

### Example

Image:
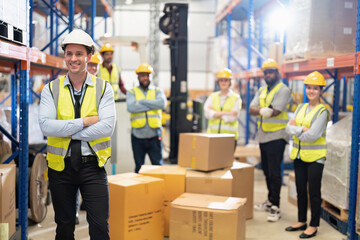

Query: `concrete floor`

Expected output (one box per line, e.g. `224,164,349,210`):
27,166,346,240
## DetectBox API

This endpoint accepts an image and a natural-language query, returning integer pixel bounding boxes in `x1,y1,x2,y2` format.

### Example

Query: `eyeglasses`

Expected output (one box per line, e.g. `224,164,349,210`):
263,69,277,75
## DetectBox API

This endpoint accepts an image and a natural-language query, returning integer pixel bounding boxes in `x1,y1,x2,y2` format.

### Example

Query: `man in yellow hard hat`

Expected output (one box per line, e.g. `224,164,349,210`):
249,58,292,222
39,29,115,240
98,43,127,99
87,52,102,75
126,63,167,173
204,68,242,148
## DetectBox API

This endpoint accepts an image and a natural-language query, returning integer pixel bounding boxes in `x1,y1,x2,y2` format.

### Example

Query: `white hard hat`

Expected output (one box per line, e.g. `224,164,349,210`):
61,29,95,54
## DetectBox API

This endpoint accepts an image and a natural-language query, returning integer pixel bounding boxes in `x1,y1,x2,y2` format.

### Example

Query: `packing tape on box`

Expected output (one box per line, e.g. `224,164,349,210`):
192,136,196,149
0,223,9,240
191,157,196,169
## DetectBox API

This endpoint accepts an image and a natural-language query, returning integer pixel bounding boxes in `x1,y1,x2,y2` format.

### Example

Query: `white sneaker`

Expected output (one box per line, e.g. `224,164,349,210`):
254,200,272,212
267,206,281,222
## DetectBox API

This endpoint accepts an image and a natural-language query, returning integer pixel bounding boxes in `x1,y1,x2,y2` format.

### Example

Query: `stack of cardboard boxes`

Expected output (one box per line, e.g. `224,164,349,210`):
108,133,254,240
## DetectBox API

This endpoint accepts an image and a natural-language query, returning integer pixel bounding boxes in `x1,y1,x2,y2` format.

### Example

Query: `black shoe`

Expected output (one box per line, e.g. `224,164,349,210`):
285,224,307,231
75,217,79,225
299,230,317,238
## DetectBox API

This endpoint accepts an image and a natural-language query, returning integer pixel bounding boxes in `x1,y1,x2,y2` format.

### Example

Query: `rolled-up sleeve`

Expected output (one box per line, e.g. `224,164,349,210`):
39,84,83,137
72,82,116,141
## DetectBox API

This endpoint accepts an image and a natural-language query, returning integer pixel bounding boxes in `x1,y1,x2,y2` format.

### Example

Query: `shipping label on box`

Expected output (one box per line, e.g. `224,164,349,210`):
108,173,165,240
178,133,234,171
0,164,16,238
170,193,246,240
139,165,186,237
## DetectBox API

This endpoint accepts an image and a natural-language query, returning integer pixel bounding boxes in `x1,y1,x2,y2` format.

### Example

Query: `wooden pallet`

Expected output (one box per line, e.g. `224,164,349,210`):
322,200,349,222
284,51,353,64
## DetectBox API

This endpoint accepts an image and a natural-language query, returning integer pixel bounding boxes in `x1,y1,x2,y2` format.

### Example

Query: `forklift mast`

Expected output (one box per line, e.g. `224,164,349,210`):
160,3,192,163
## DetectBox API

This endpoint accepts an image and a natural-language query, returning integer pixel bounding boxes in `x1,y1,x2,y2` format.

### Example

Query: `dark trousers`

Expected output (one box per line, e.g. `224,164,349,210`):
259,139,286,207
294,158,324,227
48,159,110,240
131,134,163,173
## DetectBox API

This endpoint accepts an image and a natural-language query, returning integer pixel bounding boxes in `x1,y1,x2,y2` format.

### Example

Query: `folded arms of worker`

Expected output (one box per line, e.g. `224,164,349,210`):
286,110,328,143
126,88,167,113
39,81,116,141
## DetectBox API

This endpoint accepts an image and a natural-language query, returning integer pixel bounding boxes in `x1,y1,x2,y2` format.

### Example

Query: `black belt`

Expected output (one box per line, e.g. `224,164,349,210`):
66,155,97,163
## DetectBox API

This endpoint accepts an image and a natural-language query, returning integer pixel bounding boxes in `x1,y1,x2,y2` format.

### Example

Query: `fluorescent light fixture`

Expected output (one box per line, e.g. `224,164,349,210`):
268,8,292,32
125,0,133,4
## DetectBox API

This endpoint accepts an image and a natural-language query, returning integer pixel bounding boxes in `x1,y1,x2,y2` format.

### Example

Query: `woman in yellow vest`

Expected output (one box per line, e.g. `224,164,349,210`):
285,71,329,239
204,68,242,148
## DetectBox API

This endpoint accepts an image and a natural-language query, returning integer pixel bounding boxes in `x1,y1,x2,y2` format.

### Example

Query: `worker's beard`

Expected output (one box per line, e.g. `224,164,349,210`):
140,80,150,89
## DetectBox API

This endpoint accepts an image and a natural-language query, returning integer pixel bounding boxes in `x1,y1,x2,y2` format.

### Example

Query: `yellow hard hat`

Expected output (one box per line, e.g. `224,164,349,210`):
217,68,232,79
261,59,279,71
136,63,153,74
100,43,114,53
89,52,102,64
304,71,326,86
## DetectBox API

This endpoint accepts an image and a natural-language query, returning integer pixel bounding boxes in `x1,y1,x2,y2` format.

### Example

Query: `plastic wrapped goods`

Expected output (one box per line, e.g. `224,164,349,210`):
321,114,352,209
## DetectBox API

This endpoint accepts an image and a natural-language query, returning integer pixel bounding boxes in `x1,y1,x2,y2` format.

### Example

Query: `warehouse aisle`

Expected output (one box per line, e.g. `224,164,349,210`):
28,168,345,240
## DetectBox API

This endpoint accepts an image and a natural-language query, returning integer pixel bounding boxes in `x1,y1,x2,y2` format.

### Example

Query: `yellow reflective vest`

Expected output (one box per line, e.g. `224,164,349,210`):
46,75,111,171
290,103,328,162
129,87,162,128
258,82,289,132
98,64,120,100
207,91,241,139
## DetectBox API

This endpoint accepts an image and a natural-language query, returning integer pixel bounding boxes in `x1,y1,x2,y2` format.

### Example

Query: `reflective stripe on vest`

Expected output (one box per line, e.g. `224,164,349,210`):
46,75,111,171
98,64,120,100
257,82,288,132
129,87,162,129
289,103,328,162
206,91,241,139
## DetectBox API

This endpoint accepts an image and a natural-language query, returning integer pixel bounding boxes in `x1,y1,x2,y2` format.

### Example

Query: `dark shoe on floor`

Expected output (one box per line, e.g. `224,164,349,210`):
285,224,307,231
299,230,317,238
75,216,79,225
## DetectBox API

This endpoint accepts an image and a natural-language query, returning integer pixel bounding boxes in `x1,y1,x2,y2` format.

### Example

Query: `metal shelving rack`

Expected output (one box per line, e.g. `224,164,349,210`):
217,0,360,239
0,1,114,239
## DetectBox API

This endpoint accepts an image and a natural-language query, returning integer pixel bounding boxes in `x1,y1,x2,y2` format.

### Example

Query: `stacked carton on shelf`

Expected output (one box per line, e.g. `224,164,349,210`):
285,0,357,61
0,164,16,238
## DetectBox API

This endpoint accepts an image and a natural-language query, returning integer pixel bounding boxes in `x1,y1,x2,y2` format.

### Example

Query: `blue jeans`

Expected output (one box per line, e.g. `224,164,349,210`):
131,134,163,173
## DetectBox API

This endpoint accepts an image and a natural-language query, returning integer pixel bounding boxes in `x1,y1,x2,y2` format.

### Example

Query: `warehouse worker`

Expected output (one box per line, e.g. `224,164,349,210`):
249,59,291,222
39,29,115,240
126,63,167,173
204,68,242,147
285,71,328,239
98,43,127,99
87,51,102,75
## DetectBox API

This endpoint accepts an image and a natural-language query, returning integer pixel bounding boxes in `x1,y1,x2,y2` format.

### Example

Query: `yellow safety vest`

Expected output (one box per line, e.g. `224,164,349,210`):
290,103,328,162
98,64,120,100
207,91,241,139
46,75,111,171
258,82,289,132
129,87,162,128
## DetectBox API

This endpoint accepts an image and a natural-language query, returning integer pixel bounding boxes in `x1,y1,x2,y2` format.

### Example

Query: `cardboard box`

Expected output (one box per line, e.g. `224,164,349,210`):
234,145,260,163
178,133,235,171
186,161,254,219
139,165,186,237
108,173,165,240
0,164,16,238
170,193,246,240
